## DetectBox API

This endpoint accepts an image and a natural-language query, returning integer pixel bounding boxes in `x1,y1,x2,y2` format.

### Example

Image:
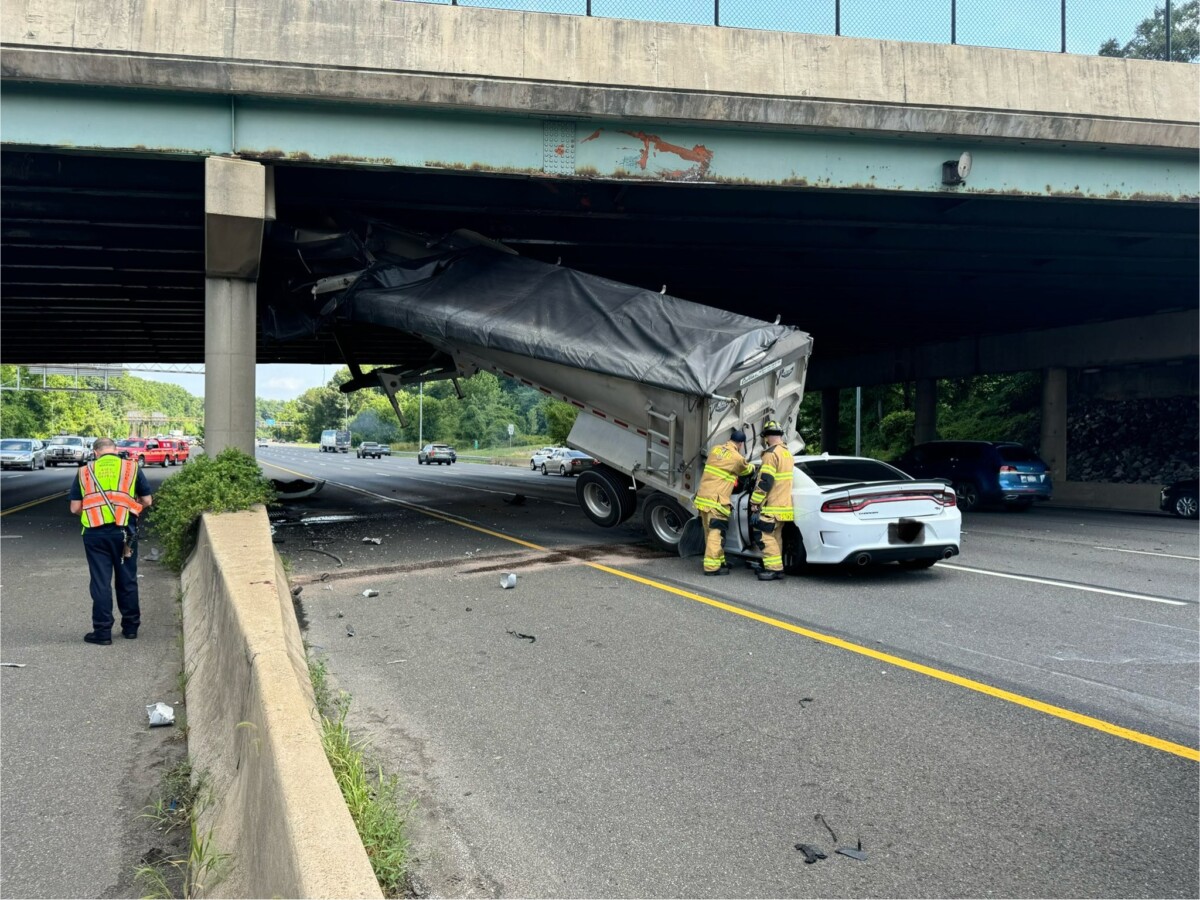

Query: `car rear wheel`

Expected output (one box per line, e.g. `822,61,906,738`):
641,491,690,552
540,464,548,476
782,525,809,575
138,456,146,467
953,481,980,511
576,467,637,528
559,465,569,476
1175,493,1199,519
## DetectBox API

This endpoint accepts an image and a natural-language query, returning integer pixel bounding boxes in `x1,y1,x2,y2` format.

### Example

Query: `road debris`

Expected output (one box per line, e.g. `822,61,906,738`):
362,537,382,544
503,494,526,506
1,662,27,668
386,659,407,665
506,630,537,643
291,586,303,597
145,547,161,562
302,548,344,567
794,843,826,864
500,573,517,589
346,625,356,637
837,842,868,861
362,589,379,598
146,702,175,727
798,697,814,708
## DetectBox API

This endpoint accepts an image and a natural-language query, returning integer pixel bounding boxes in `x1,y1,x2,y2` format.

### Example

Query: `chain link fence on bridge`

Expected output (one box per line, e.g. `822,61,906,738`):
403,0,1198,60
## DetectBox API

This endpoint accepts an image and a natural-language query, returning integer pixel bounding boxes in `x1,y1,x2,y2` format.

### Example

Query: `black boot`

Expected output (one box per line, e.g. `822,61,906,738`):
757,570,785,582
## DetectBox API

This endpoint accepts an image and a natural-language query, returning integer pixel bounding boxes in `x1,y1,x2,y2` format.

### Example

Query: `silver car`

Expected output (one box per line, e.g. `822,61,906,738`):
1,439,47,470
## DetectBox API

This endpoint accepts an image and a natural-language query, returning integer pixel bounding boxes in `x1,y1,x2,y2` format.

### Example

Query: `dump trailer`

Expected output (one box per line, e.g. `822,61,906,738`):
296,231,813,553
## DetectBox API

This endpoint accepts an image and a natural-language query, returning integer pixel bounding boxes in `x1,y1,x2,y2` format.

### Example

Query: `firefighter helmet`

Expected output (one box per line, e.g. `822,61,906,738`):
762,420,785,436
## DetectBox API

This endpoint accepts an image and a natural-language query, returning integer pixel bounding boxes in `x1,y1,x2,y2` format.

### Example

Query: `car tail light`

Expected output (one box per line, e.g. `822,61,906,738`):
939,491,957,507
999,465,1019,474
821,497,864,513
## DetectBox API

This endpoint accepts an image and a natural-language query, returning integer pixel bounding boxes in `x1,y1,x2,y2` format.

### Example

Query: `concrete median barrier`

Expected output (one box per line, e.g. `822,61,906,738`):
181,505,382,899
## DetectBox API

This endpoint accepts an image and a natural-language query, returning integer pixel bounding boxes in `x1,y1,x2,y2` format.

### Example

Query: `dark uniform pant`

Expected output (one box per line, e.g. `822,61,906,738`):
83,525,140,637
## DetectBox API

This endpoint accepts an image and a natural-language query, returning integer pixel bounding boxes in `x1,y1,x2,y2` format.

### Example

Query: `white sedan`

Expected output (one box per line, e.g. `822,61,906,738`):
530,446,569,471
720,454,962,571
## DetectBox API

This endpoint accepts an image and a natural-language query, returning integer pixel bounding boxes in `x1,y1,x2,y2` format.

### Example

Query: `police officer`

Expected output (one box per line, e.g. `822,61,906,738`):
68,437,154,644
750,420,794,581
693,428,754,576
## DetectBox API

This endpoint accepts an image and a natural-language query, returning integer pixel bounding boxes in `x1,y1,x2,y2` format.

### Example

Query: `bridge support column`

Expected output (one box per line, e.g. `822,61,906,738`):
820,388,840,454
203,157,272,455
1040,367,1068,484
915,378,938,443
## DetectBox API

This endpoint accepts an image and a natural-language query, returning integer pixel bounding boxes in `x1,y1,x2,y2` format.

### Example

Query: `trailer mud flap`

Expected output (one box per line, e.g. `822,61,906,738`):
678,516,705,558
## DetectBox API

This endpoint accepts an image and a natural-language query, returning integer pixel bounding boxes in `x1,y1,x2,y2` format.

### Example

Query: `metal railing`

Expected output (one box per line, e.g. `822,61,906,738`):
409,0,1196,60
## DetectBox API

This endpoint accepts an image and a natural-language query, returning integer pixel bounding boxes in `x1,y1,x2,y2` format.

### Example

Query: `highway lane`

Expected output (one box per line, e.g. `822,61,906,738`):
260,446,1198,897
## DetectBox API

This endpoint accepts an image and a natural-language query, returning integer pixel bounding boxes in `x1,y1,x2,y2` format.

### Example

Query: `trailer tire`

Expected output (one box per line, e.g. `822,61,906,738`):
641,492,693,554
576,467,637,528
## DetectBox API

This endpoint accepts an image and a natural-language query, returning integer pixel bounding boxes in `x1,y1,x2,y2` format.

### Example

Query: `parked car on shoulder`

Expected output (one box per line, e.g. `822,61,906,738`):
157,438,190,465
116,438,172,468
542,449,598,477
45,435,90,467
893,440,1052,511
0,438,46,470
1160,478,1198,519
418,443,457,465
357,442,386,459
530,446,569,470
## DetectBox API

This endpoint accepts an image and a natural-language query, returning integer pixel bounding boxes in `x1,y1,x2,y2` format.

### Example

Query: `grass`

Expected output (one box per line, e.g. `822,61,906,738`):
134,762,232,899
308,656,411,898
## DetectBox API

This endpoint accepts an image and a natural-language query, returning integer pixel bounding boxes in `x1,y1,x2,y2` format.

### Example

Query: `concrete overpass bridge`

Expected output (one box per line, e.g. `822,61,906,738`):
2,0,1197,504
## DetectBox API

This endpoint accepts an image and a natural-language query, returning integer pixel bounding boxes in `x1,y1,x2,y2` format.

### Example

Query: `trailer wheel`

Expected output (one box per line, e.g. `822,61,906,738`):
641,492,692,554
576,467,637,527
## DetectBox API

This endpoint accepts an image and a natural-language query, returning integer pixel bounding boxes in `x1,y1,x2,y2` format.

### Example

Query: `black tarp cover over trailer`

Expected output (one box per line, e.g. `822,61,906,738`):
269,243,811,398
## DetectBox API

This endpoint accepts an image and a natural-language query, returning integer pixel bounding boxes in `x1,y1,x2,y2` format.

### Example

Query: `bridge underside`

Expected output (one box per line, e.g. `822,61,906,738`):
2,148,1197,377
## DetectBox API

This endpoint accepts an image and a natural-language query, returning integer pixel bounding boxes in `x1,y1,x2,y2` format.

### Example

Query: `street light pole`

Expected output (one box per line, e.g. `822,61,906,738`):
418,381,424,447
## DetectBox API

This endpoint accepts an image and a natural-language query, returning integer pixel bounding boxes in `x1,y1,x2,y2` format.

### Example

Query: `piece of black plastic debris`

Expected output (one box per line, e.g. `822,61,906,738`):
503,494,526,506
291,586,303,597
814,814,839,844
798,697,814,708
836,845,868,861
465,607,473,612
506,630,537,643
319,572,331,582
346,626,355,637
794,843,826,864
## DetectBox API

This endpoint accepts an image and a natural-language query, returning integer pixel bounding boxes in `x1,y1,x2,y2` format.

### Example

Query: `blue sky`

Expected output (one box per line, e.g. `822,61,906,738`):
133,364,333,402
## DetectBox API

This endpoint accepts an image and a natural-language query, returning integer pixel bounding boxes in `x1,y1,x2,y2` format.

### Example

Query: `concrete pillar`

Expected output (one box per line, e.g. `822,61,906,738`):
204,157,270,455
820,388,840,454
914,378,938,443
1040,367,1068,483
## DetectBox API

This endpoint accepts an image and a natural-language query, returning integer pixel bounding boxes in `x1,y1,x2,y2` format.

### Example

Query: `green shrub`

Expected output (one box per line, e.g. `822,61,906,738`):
149,448,276,572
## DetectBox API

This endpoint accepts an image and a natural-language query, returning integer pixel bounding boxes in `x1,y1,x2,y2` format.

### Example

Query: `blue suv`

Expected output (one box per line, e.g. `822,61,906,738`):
893,441,1052,511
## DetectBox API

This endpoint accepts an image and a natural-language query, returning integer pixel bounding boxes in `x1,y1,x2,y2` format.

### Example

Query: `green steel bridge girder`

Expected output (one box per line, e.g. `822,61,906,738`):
1,83,1196,202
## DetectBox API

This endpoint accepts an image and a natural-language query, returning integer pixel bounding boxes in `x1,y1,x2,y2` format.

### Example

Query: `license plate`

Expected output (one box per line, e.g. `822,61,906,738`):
888,520,924,545
1021,474,1040,483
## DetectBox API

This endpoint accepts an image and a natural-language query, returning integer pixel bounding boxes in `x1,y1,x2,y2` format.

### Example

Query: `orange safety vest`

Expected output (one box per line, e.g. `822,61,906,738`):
78,455,144,528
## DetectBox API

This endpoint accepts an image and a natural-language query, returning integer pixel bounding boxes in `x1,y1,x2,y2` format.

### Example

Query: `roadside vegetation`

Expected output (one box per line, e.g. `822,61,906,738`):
309,657,412,897
134,762,231,899
149,448,276,571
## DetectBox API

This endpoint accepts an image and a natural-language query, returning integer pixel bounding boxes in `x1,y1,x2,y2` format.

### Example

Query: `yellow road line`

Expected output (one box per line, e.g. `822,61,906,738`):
264,461,1200,762
1,491,68,517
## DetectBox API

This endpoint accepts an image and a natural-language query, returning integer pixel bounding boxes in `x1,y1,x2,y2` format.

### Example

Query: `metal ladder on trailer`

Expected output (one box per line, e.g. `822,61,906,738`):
644,405,678,487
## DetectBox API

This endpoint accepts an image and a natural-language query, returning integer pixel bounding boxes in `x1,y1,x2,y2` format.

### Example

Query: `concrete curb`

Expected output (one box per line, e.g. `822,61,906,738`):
181,506,382,899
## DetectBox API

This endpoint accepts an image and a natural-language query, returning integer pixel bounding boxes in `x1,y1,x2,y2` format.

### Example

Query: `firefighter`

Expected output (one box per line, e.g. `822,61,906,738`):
693,428,754,576
68,437,154,644
750,420,794,581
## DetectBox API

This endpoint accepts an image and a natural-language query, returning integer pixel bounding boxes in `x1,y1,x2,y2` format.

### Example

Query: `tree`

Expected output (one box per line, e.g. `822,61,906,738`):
1099,0,1198,62
543,399,578,444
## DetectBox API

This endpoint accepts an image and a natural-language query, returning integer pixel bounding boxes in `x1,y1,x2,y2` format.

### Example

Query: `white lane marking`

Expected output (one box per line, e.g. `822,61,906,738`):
1094,545,1200,562
1114,616,1200,638
942,563,1189,607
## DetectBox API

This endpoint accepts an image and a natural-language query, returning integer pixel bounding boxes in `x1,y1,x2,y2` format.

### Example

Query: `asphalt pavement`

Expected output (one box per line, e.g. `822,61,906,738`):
260,447,1200,898
1,465,185,899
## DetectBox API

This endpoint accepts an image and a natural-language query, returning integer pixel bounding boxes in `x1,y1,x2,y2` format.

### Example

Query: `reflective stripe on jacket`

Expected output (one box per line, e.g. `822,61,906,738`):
79,455,143,528
751,444,795,521
693,441,753,514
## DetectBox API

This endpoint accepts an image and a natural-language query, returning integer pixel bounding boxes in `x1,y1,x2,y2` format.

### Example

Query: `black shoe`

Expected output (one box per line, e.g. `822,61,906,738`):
757,570,785,581
84,631,113,645
746,560,764,572
122,630,138,640
704,567,731,576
